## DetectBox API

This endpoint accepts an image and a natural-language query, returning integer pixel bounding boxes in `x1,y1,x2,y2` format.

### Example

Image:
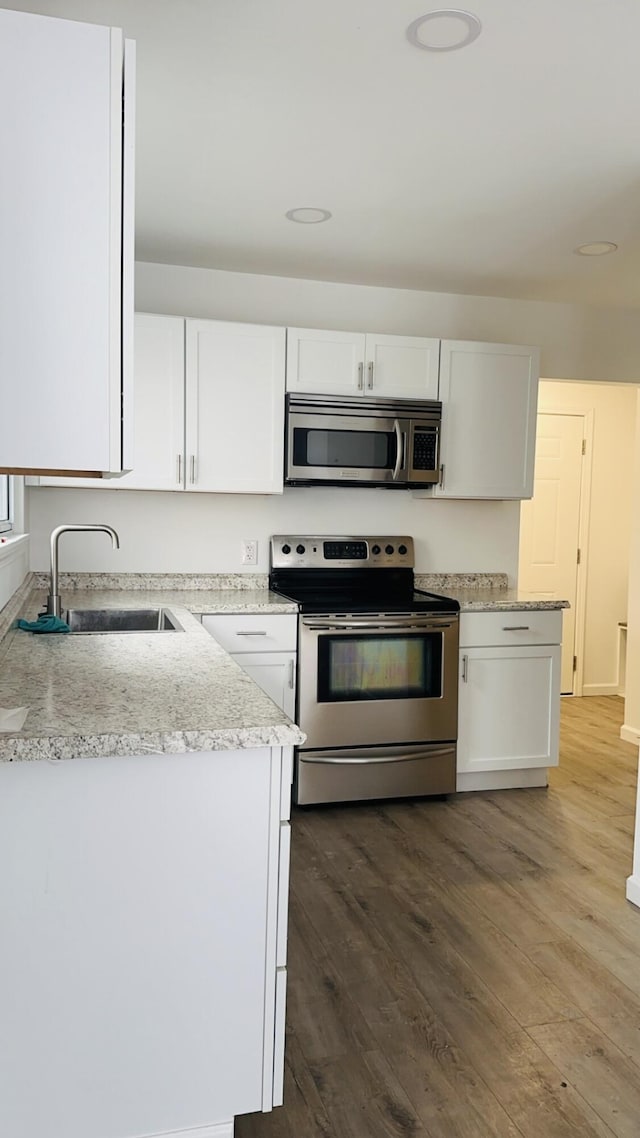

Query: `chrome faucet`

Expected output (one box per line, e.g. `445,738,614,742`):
47,524,120,618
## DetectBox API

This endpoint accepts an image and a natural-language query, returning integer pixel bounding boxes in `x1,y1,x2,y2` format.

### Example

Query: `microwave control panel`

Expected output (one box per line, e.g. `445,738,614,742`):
411,429,438,471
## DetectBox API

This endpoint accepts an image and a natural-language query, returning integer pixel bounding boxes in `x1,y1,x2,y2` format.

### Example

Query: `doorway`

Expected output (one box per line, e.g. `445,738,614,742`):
519,412,588,694
519,380,637,701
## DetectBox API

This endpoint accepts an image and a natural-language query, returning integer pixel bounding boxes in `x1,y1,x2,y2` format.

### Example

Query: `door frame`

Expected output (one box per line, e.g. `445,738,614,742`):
521,407,594,696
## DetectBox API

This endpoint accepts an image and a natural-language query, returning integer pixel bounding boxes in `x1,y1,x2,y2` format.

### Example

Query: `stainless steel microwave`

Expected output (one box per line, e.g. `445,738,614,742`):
285,393,441,488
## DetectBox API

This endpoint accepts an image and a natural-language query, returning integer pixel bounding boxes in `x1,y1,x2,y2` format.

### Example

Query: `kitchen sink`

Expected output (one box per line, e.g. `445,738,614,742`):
64,607,183,634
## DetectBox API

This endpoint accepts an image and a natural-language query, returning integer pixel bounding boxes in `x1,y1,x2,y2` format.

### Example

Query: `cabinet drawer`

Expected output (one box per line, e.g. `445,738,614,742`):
460,609,562,648
200,613,297,652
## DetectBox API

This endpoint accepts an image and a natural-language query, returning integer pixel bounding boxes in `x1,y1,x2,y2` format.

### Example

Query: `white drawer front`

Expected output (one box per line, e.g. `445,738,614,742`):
201,613,297,652
460,609,562,648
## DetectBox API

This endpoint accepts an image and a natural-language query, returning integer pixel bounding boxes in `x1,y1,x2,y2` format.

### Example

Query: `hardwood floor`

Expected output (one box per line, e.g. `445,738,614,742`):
236,696,640,1138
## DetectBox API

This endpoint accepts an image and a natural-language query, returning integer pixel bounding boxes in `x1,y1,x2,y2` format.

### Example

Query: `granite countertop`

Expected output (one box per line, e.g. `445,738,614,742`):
415,574,570,612
0,569,568,765
0,583,304,764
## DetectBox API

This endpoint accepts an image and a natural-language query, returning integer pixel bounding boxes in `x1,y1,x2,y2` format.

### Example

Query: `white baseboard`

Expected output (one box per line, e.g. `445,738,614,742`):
626,875,640,909
457,768,548,792
138,1124,234,1138
620,725,640,747
581,683,620,697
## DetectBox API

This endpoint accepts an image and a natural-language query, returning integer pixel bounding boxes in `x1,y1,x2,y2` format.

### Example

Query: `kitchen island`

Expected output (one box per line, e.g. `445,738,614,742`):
0,580,303,1138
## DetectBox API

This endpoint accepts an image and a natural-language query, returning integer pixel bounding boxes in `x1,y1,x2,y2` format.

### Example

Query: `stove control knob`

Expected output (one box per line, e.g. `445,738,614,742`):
385,544,394,555
296,544,306,555
281,544,291,555
398,544,408,555
371,544,381,555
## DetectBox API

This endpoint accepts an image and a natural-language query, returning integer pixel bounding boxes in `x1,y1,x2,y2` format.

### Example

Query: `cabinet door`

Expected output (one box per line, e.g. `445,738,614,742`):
185,320,286,493
0,10,133,476
364,335,439,399
286,328,366,395
232,653,296,720
32,314,186,491
434,341,539,499
457,644,560,772
116,314,185,490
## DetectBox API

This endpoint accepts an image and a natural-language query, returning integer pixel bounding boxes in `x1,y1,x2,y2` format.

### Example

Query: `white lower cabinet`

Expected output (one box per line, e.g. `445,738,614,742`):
457,610,562,791
0,744,293,1138
200,613,297,719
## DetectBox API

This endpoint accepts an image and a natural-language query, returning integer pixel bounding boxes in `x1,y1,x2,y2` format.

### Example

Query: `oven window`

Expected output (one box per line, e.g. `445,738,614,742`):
293,427,395,469
317,634,442,702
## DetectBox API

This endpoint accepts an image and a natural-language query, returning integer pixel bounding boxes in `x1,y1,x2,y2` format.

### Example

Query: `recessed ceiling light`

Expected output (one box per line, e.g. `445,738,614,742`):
285,207,332,224
406,9,482,52
574,242,618,256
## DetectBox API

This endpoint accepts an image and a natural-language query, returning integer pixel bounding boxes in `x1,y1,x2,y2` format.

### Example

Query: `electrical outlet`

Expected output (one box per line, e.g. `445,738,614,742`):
241,539,258,566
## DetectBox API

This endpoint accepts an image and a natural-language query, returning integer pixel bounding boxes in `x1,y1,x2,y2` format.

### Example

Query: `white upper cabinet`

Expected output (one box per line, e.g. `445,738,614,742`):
286,329,366,396
117,315,185,490
185,320,286,494
432,341,539,499
0,9,135,476
32,315,185,490
286,328,439,399
364,335,439,399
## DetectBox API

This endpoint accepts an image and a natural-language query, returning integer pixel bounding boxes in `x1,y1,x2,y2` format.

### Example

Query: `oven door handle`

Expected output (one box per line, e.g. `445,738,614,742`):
299,747,455,766
302,617,456,632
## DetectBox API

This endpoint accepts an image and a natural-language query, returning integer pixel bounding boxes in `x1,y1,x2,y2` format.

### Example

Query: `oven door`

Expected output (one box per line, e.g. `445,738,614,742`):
297,614,459,750
286,410,409,486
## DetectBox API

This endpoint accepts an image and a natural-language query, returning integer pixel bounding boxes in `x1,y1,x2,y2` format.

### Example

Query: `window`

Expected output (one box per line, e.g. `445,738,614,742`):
0,476,12,534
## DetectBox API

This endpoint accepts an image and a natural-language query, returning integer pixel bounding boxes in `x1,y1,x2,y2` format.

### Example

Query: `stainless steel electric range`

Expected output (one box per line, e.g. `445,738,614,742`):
269,535,460,806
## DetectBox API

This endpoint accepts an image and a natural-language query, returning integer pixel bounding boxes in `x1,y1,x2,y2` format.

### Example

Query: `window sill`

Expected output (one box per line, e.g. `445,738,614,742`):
0,533,29,564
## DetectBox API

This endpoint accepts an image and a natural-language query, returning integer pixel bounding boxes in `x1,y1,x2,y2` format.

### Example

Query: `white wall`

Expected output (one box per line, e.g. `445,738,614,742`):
136,262,640,385
530,381,637,694
623,390,640,746
27,487,520,577
26,261,640,580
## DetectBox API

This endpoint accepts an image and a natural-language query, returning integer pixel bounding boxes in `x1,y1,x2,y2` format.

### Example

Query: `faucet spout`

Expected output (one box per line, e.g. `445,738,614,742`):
47,524,121,618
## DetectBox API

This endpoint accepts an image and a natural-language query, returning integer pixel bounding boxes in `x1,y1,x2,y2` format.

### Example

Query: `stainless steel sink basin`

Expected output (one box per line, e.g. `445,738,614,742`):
64,607,183,634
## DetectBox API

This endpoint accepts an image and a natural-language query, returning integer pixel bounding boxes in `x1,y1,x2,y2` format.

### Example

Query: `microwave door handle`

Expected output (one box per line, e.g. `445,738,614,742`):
392,419,404,480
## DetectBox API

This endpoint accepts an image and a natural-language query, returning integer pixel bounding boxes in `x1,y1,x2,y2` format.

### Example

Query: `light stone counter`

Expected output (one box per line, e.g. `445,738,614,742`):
0,584,304,763
415,573,570,612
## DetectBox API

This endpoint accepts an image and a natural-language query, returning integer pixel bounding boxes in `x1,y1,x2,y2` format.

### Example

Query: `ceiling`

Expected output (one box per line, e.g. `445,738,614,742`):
4,0,640,307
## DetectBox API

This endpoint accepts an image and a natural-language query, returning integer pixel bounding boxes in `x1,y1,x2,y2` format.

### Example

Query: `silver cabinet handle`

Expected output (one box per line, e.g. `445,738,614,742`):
502,625,530,631
367,361,374,389
357,362,364,390
176,454,182,485
392,419,403,481
236,630,268,636
288,658,295,688
189,455,197,484
439,464,445,489
462,654,468,682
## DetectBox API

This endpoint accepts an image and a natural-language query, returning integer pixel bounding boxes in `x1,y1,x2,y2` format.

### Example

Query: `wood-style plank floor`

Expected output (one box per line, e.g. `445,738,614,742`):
236,696,640,1138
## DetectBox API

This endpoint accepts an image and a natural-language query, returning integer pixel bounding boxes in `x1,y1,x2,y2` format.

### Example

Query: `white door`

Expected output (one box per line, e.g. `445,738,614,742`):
185,320,286,494
114,315,185,490
0,10,132,475
364,335,440,399
232,653,296,719
286,328,366,395
434,341,539,499
519,414,584,694
457,645,561,774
